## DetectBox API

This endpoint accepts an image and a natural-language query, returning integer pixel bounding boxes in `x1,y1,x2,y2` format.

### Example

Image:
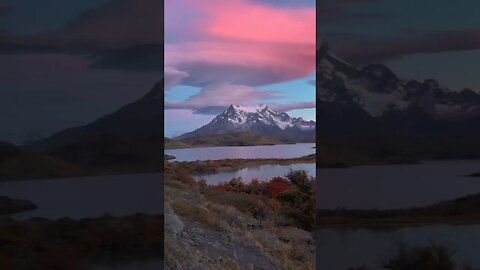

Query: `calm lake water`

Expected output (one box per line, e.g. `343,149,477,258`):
0,173,163,220
317,160,480,269
317,160,480,209
317,225,480,270
165,143,315,162
194,163,316,185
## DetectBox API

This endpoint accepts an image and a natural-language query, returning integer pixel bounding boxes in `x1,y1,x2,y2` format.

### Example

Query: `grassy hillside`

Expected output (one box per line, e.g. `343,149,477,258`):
317,192,480,228
0,142,86,181
165,132,294,149
316,137,377,168
43,136,164,174
164,140,192,149
0,137,165,181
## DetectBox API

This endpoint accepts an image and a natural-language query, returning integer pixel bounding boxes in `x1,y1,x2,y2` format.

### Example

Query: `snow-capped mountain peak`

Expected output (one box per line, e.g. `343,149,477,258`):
217,104,313,130
317,50,480,119
176,104,316,140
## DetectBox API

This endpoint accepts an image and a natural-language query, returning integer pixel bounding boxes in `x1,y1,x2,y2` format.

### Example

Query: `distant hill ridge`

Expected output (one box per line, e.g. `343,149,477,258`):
165,132,295,149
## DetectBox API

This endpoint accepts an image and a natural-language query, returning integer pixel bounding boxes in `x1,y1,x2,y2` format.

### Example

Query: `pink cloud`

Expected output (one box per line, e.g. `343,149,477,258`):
186,82,280,106
165,0,315,87
270,102,316,112
164,82,315,115
166,41,315,86
165,82,281,110
200,0,315,44
166,0,315,43
164,67,189,89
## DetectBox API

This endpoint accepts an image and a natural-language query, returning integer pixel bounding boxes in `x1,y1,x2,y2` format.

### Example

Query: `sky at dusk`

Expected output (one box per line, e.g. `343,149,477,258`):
164,0,316,137
318,0,480,91
0,0,163,144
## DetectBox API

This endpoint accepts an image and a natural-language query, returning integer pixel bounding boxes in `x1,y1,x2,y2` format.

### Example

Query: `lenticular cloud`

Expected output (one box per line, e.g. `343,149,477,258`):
165,0,315,89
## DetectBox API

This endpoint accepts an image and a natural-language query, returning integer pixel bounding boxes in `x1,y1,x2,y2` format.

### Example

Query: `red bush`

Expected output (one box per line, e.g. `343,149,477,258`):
265,177,290,198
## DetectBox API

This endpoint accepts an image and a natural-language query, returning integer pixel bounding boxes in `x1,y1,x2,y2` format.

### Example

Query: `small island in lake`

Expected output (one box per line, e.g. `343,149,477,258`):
0,196,37,215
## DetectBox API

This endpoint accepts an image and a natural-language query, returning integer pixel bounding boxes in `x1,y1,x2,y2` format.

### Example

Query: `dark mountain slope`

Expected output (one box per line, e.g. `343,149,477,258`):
28,82,163,152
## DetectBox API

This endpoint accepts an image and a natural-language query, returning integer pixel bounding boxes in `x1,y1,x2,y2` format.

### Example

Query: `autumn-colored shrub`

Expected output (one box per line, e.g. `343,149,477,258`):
265,177,290,198
286,170,314,194
226,177,246,193
268,198,282,212
197,179,207,191
277,190,315,230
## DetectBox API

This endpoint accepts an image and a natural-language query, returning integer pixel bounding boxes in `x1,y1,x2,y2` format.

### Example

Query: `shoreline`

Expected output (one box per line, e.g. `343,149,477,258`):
317,192,480,229
165,141,314,150
0,170,164,183
0,155,315,182
316,217,480,230
168,155,315,176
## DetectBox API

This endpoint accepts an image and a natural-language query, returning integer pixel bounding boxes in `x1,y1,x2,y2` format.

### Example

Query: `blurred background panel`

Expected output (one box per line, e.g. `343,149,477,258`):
0,1,164,269
316,1,480,269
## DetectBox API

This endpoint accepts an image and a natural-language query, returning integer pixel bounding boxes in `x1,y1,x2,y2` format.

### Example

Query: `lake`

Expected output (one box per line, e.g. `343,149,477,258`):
317,225,480,269
317,159,480,209
194,163,316,185
317,160,480,269
164,143,315,162
0,173,163,220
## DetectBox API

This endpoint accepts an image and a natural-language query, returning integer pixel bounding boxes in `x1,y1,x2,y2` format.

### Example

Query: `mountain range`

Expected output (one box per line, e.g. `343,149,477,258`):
318,47,480,127
316,46,480,161
176,104,315,142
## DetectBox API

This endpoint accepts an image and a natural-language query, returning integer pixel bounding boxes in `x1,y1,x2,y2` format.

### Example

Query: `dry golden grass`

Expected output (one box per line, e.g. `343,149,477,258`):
206,191,262,211
171,201,219,229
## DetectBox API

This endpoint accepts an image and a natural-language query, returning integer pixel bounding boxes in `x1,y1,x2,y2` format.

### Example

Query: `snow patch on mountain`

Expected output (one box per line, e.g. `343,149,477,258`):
176,104,316,140
344,80,410,117
317,51,480,119
218,104,313,130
